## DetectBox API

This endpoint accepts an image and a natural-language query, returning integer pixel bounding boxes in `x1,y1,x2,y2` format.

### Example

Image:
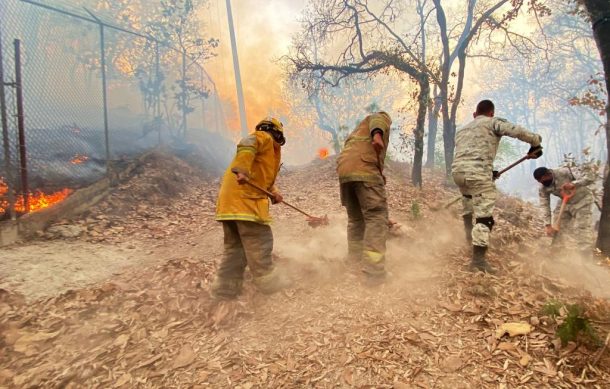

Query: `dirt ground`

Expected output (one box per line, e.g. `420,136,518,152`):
1,151,610,388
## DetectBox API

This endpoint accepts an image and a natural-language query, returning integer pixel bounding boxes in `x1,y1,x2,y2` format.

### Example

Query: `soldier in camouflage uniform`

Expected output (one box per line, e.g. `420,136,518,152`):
337,111,392,281
211,117,288,299
452,100,543,273
533,166,595,256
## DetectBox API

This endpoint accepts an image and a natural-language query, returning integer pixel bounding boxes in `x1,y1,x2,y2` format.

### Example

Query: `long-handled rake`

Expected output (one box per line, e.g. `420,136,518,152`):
235,174,329,227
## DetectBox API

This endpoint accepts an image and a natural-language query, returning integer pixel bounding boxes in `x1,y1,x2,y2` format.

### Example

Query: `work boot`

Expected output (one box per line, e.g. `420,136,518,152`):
210,277,243,300
468,246,496,274
362,268,387,287
253,268,292,295
463,215,473,244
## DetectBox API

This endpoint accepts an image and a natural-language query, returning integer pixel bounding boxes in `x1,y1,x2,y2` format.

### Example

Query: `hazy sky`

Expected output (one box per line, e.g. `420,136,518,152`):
203,0,304,135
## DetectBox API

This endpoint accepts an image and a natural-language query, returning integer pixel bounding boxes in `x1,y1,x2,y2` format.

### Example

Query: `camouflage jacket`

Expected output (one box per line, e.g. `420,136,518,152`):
337,112,392,184
538,167,595,225
452,116,541,179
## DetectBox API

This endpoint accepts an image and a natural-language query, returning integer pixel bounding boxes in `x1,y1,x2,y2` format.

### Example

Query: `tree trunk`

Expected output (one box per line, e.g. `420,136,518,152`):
582,0,610,254
412,76,430,187
425,93,441,168
432,0,453,176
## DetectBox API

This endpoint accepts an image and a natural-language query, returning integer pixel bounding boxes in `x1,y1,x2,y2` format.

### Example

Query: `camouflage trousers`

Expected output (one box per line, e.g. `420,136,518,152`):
211,220,280,297
552,199,594,252
452,172,496,248
340,181,389,276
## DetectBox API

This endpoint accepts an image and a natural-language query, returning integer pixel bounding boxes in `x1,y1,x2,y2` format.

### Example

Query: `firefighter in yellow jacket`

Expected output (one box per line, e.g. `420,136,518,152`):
337,111,392,280
211,117,287,299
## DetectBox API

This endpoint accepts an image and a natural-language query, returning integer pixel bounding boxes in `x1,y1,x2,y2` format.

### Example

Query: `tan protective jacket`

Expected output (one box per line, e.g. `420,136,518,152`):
216,131,281,224
538,167,595,225
337,112,392,184
452,116,541,179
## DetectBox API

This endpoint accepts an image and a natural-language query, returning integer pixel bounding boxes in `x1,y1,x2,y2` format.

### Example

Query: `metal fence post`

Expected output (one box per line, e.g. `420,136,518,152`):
13,39,28,213
99,24,110,176
0,25,15,220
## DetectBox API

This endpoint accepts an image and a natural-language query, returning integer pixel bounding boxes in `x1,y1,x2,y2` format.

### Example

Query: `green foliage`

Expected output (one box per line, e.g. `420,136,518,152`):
542,299,563,317
542,300,600,346
411,201,421,220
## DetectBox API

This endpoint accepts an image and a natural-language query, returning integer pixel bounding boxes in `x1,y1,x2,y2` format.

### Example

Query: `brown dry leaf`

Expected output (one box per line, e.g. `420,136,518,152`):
442,355,463,372
497,342,516,351
440,302,462,313
495,323,532,339
341,368,354,385
519,354,531,367
210,302,231,327
113,334,130,348
172,344,196,369
13,330,61,355
131,354,163,371
114,373,132,388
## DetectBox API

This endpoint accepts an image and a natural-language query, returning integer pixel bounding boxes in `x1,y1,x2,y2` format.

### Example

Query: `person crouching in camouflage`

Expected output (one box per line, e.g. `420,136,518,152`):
211,117,288,299
533,166,595,258
452,100,543,273
337,111,392,282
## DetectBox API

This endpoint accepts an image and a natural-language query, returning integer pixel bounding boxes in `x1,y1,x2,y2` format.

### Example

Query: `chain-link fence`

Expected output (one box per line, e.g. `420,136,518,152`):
0,0,226,220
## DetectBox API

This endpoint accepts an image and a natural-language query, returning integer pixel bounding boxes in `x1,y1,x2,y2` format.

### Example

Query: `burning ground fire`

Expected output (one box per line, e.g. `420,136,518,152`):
318,147,330,160
0,178,73,216
70,154,89,165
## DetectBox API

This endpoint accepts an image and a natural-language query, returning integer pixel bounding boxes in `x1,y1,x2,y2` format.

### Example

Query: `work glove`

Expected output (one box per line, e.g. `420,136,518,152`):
561,182,576,191
527,145,543,159
235,172,249,185
271,192,283,204
371,132,385,154
545,224,557,237
492,170,500,180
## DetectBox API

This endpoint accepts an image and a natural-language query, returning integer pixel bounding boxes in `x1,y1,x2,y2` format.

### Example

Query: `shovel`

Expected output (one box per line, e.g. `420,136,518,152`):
550,185,576,244
232,171,329,227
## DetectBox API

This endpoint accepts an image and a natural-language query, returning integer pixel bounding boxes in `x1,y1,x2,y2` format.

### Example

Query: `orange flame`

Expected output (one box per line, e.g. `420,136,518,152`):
0,187,73,215
70,154,89,165
0,177,7,197
318,148,330,160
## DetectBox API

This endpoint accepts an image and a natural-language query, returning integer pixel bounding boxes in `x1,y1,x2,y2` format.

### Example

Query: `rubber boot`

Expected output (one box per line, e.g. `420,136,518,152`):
469,246,496,274
463,214,473,244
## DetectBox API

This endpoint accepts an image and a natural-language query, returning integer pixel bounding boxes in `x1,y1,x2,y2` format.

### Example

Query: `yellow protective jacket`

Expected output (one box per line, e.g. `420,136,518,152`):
337,112,392,184
216,131,281,224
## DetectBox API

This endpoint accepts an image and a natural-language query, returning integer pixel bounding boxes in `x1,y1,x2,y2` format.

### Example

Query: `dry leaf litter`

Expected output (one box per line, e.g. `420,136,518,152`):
1,151,610,388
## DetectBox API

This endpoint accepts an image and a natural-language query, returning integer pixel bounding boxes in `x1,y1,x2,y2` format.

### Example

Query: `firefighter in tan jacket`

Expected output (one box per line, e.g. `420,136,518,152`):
452,100,542,273
337,111,392,280
212,117,287,299
533,166,595,256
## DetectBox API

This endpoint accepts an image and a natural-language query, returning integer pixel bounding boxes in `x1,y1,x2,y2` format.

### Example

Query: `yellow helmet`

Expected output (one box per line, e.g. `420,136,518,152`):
255,117,285,145
255,117,283,133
